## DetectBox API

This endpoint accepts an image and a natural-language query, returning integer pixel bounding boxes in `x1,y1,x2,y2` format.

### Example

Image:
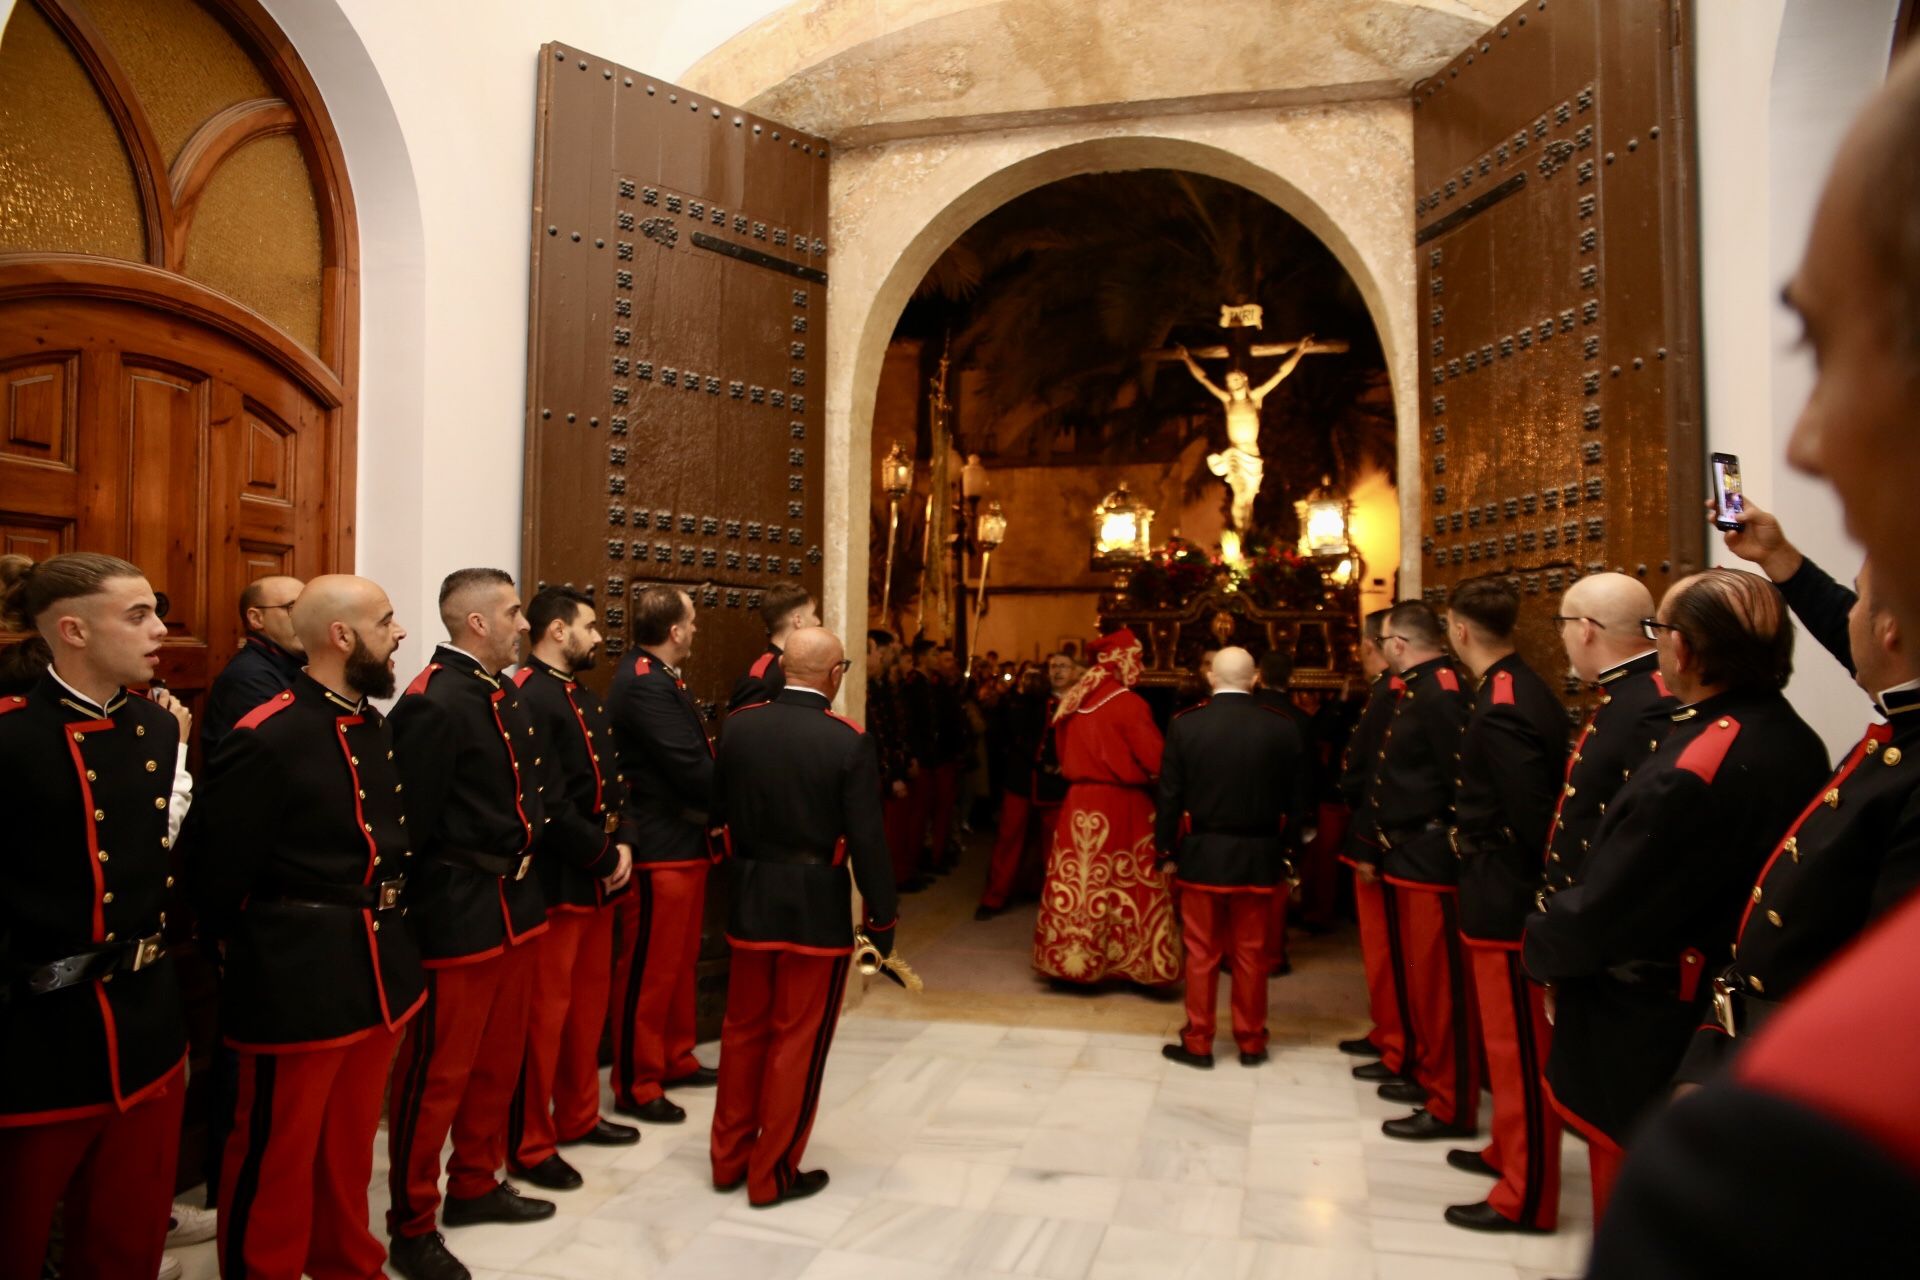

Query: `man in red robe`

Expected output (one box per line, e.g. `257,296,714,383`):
1033,628,1181,986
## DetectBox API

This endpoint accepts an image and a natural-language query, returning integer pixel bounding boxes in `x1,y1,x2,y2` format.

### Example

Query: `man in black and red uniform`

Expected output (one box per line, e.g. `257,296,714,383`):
185,574,425,1280
1438,577,1568,1235
201,574,305,757
1156,646,1306,1069
608,584,719,1126
1523,569,1829,1229
1251,648,1314,975
727,584,817,714
1371,600,1477,1142
709,627,900,1207
976,651,1078,920
0,553,186,1280
506,587,640,1193
385,568,551,1280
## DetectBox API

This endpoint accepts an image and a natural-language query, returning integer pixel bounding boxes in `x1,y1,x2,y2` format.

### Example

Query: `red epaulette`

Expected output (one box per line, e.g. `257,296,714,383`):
511,667,534,688
632,655,652,677
824,709,865,735
749,652,776,678
1434,667,1462,693
1652,671,1672,698
0,693,26,716
403,663,443,697
1675,715,1741,783
1491,670,1515,706
235,688,296,731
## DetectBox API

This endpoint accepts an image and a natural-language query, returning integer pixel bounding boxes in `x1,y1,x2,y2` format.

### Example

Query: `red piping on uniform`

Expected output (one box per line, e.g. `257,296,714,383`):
725,935,854,957
421,944,506,970
823,710,865,735
1542,1074,1622,1156
0,1056,186,1129
1735,724,1887,944
1545,710,1599,865
1382,875,1459,894
561,685,607,812
62,717,114,942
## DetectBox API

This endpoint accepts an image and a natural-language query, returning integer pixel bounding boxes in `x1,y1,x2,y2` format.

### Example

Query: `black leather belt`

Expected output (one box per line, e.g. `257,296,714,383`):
262,876,407,911
1376,819,1446,850
1449,827,1518,857
436,847,533,880
737,842,836,867
8,933,165,1001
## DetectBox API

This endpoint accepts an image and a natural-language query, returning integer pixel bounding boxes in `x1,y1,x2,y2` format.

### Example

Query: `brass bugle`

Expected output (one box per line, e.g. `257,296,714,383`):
852,928,924,992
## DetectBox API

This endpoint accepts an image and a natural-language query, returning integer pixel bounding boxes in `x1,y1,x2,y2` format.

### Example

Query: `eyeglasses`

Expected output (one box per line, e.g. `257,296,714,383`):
1383,634,1414,645
1641,618,1682,642
259,602,297,613
830,659,854,676
1551,615,1606,629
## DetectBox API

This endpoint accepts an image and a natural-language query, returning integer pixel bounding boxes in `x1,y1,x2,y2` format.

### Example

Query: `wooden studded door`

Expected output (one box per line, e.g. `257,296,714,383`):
522,45,830,1036
1411,0,1704,705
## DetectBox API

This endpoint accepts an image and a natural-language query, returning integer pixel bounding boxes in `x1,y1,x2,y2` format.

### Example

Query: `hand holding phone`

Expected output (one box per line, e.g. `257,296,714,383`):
1710,453,1746,532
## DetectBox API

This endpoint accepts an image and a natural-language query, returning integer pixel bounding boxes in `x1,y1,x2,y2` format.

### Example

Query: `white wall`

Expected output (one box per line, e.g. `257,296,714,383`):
1694,0,1901,754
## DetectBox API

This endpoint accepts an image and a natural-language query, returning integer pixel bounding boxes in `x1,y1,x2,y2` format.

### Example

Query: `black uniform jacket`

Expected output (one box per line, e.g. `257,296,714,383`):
609,649,715,865
1002,691,1066,804
1455,654,1569,944
390,646,548,964
0,675,186,1124
512,659,630,910
1543,651,1676,896
1676,690,1920,1080
728,643,785,713
201,633,304,758
184,674,425,1050
1338,673,1401,867
1372,657,1472,887
1521,686,1829,1140
714,688,900,952
1155,692,1307,890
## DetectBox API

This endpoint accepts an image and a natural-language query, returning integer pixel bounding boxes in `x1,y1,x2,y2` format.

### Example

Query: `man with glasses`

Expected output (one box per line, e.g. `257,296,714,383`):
203,576,305,757
1370,601,1477,1143
1522,569,1828,1227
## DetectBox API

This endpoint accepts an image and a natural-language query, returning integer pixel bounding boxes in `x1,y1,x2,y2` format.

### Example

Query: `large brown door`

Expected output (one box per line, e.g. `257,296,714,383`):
522,45,831,1035
1411,0,1704,697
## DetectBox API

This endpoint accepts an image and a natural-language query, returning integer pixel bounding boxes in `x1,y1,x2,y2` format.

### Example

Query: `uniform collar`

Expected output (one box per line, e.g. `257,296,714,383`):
639,646,682,681
777,685,830,704
1672,685,1767,723
299,670,366,714
434,643,501,688
1479,651,1524,685
1399,654,1453,683
246,632,304,671
47,665,123,716
1876,677,1920,718
1597,649,1660,686
529,655,576,684
1212,688,1251,697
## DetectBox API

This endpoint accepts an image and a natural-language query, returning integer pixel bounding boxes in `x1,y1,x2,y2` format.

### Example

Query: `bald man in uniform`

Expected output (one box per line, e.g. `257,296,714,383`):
187,576,424,1280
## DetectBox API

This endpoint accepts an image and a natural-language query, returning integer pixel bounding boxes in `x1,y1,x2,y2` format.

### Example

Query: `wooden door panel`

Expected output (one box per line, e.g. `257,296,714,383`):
1,515,70,559
122,359,212,697
1,353,82,537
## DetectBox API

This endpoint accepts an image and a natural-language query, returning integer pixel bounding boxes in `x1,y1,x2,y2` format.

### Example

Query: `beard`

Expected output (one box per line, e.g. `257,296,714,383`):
346,631,397,700
564,636,599,673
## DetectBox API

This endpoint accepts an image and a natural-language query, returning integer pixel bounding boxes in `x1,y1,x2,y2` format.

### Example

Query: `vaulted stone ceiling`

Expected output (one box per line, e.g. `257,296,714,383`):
682,0,1509,142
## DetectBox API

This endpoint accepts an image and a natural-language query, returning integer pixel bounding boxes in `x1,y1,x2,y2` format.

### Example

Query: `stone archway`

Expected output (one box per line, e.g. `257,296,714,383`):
818,124,1419,711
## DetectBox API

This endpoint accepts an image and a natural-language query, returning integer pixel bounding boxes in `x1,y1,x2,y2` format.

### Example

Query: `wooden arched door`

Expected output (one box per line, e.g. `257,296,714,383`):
0,0,358,722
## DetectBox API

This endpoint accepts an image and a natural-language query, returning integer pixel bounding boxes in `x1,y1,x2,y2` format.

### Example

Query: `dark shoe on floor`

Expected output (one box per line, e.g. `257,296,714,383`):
614,1096,687,1124
560,1118,640,1147
1382,1109,1477,1141
973,904,1001,921
1269,960,1293,977
1377,1080,1428,1105
1446,1148,1499,1177
750,1168,830,1208
899,876,934,894
508,1154,583,1191
713,1173,746,1193
1352,1060,1400,1082
441,1183,556,1227
1338,1036,1382,1057
1161,1043,1215,1070
667,1065,720,1088
1238,1049,1269,1067
387,1232,471,1280
1445,1200,1551,1234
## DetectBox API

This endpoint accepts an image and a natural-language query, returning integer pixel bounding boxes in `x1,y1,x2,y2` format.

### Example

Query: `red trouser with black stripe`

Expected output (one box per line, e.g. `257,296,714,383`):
1392,881,1480,1128
1466,942,1561,1229
1350,863,1414,1074
1178,884,1271,1056
612,862,707,1107
709,945,851,1205
512,905,616,1167
220,1025,402,1278
0,1061,185,1280
386,941,538,1238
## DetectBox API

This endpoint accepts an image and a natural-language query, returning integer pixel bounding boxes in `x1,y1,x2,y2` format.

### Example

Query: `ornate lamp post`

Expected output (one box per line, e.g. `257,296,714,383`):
1091,482,1154,591
1298,474,1352,558
966,499,1008,677
880,441,914,624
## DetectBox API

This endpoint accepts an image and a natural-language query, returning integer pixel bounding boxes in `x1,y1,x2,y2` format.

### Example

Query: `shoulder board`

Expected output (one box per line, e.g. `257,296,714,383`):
1491,670,1515,706
1675,715,1742,783
824,709,866,735
1434,667,1461,693
403,663,443,697
1388,676,1406,693
732,700,772,715
632,655,652,678
1651,670,1672,698
512,667,534,688
0,694,26,716
749,652,776,678
235,689,297,731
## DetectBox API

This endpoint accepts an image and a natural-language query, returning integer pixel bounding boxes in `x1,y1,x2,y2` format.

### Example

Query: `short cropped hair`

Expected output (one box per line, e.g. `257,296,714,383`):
1386,600,1445,648
631,584,691,646
1666,569,1795,690
1362,607,1391,643
437,567,514,633
1448,576,1520,640
527,586,592,638
759,584,813,634
1258,648,1294,688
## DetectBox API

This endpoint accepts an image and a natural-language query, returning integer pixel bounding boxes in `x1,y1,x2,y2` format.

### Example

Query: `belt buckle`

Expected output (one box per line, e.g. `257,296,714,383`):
514,853,532,881
378,879,405,910
603,811,620,834
1711,975,1738,1038
130,933,163,972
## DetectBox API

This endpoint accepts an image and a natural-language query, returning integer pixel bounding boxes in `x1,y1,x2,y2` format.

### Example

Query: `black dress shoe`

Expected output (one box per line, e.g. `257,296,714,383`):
387,1231,471,1280
1352,1060,1400,1082
440,1183,557,1227
559,1118,640,1147
614,1096,687,1124
1446,1148,1499,1177
750,1168,830,1208
667,1064,720,1088
973,904,1001,921
1338,1036,1382,1057
508,1153,583,1191
1160,1043,1215,1069
1238,1049,1269,1067
1445,1200,1551,1234
1382,1109,1477,1141
1269,960,1292,977
1377,1080,1428,1105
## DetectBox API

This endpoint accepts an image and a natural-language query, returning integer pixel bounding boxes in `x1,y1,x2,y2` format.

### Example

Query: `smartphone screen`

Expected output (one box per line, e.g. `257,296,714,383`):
1711,453,1745,531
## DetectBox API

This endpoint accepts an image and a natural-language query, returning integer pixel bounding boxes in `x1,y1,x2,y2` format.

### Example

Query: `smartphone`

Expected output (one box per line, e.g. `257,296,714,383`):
1710,453,1746,531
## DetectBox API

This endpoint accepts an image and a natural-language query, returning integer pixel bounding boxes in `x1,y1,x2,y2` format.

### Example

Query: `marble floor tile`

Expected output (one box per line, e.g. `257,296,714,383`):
1113,1178,1245,1236
988,1167,1128,1223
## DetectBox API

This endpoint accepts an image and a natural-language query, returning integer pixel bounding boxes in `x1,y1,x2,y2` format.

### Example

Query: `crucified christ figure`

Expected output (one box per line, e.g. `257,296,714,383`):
1177,337,1314,533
